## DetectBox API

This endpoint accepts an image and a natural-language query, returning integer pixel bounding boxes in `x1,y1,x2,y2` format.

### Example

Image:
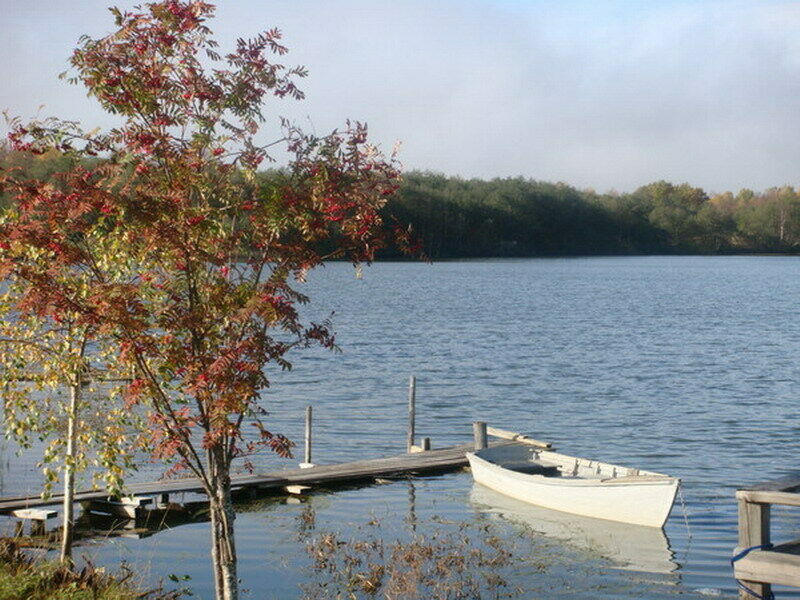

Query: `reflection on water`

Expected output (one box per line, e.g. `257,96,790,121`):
407,480,417,532
470,483,678,575
0,437,6,496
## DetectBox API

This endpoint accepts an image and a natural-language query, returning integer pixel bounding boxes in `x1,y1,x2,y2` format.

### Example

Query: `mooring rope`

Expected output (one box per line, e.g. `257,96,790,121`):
677,483,692,540
675,482,694,567
730,543,775,600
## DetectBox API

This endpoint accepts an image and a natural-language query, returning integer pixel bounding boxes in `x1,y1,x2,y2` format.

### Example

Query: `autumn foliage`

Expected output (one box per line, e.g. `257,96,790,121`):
1,2,408,598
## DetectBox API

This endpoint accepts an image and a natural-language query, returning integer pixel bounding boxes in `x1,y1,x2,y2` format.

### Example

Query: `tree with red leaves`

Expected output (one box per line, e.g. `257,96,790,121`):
1,2,411,598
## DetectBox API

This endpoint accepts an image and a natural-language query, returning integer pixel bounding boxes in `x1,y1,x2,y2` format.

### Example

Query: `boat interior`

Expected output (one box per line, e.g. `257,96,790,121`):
475,442,670,481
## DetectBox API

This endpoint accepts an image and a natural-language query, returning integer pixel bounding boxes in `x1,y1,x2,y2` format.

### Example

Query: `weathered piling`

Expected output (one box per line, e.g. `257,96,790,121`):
473,421,487,450
736,498,771,599
733,475,800,598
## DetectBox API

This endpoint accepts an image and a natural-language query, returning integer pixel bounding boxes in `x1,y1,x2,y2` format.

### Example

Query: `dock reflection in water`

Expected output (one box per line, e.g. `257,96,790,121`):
469,483,678,575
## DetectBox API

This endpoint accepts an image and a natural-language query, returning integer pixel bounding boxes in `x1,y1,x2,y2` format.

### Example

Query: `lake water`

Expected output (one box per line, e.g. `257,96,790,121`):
2,256,800,599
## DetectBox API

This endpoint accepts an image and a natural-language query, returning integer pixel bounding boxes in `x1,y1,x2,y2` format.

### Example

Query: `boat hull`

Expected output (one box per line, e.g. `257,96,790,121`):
467,447,679,528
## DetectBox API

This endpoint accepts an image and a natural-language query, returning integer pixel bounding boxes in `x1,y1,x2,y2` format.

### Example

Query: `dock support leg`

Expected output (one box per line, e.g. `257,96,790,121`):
473,421,487,450
737,498,771,600
81,496,153,520
407,376,416,453
30,520,45,536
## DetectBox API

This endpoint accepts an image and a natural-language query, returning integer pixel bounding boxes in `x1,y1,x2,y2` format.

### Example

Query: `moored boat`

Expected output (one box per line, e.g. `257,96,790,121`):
466,442,679,527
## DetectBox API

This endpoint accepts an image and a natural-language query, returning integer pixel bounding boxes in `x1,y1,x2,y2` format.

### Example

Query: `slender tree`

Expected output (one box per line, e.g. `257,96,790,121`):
0,165,139,563
2,2,407,598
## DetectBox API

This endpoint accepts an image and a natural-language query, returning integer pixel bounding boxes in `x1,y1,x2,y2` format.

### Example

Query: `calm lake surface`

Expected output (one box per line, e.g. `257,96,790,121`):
2,256,800,599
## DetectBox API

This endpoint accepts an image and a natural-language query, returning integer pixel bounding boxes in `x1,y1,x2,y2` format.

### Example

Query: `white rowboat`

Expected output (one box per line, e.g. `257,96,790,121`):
466,443,679,527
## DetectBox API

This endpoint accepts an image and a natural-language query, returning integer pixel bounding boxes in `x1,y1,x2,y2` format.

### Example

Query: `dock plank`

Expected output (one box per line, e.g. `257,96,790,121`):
734,540,800,588
0,443,483,513
742,472,800,493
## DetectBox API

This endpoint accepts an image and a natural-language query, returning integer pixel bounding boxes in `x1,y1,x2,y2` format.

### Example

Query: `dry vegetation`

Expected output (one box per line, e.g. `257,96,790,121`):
300,512,528,600
0,539,184,600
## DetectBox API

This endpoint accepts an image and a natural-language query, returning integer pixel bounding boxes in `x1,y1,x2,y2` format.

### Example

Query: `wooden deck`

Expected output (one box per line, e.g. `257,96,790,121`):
734,539,800,589
734,473,800,597
0,443,481,514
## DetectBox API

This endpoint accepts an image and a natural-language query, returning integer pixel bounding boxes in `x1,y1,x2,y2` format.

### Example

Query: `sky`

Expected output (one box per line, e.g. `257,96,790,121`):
2,0,800,193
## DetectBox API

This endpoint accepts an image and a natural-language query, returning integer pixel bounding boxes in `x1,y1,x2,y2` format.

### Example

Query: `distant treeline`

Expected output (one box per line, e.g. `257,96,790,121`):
2,148,799,257
383,172,800,258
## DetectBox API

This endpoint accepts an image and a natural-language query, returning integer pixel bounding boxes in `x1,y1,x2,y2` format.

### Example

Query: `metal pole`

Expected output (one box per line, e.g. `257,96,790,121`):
304,405,313,465
407,376,416,452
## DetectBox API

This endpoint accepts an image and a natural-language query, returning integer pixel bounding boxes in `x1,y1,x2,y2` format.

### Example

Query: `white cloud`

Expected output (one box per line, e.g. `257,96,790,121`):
2,0,800,192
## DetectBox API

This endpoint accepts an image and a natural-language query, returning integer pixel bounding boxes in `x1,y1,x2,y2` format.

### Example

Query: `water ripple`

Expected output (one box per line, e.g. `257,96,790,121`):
3,257,800,598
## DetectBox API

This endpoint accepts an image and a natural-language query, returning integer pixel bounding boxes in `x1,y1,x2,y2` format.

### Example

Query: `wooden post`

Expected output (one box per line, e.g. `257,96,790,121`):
737,498,771,600
407,376,416,453
473,421,487,450
421,437,430,451
300,405,315,468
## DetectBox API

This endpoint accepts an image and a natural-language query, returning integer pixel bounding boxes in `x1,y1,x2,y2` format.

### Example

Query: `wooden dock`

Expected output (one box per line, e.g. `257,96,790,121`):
0,409,549,517
0,442,481,514
733,473,800,599
0,404,551,545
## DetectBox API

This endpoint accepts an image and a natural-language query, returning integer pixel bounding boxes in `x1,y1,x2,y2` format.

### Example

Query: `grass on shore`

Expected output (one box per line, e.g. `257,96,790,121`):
0,539,183,600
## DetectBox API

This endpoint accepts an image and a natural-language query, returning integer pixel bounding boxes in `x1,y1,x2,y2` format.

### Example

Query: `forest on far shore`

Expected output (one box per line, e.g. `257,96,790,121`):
2,146,799,258
384,171,800,258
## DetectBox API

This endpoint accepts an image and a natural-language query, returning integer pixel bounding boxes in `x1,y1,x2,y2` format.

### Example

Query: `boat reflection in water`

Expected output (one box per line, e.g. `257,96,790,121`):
469,483,678,575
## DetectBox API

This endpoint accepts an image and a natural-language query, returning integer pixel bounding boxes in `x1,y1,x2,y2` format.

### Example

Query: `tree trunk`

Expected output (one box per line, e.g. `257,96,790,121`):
779,209,786,243
59,380,79,565
208,451,238,600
